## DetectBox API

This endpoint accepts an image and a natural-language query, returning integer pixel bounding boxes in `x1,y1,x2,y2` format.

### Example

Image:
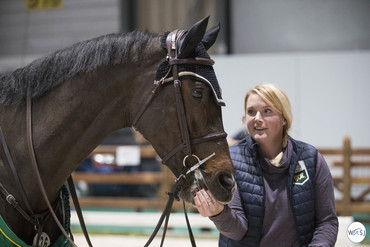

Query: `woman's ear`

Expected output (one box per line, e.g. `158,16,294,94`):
283,118,287,126
242,116,249,133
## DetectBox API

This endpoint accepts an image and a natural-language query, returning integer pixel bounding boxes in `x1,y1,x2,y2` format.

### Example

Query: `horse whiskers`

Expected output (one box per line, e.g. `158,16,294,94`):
190,169,209,194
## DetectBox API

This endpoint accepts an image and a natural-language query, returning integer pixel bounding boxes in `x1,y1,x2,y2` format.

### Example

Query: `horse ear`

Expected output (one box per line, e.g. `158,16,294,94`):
178,16,209,58
202,22,220,50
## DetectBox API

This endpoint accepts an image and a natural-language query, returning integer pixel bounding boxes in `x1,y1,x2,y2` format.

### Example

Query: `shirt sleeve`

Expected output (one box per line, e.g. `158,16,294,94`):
309,152,339,247
209,187,248,240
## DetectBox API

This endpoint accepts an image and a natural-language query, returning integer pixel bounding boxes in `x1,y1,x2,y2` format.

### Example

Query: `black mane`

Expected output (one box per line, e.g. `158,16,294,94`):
0,31,157,105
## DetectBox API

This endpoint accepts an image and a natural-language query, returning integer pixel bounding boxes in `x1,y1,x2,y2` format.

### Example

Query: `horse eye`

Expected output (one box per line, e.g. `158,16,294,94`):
192,88,203,98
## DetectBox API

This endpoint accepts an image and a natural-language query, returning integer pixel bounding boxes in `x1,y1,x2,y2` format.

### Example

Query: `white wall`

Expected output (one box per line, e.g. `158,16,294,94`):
214,51,370,147
231,0,370,53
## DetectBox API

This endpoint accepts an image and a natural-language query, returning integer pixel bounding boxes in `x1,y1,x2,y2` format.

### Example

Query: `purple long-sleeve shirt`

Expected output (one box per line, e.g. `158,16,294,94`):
210,140,338,246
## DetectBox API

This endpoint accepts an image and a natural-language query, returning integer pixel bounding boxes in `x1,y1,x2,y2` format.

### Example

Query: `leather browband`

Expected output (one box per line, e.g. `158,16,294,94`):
168,57,215,66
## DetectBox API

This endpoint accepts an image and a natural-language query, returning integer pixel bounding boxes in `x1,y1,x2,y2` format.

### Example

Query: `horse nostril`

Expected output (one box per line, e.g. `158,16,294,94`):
217,172,235,191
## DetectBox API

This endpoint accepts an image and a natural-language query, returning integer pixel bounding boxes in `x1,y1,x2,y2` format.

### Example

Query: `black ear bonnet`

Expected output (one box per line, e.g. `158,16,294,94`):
154,32,225,106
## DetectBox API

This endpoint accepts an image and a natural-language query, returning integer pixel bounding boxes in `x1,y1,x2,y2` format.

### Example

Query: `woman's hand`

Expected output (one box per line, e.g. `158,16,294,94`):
194,189,224,217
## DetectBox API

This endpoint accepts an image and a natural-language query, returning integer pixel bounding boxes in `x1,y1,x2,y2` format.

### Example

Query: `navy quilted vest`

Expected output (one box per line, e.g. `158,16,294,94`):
219,136,317,247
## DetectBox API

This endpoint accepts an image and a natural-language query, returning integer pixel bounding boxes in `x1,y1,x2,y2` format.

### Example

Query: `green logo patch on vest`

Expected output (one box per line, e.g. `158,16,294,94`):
294,160,309,185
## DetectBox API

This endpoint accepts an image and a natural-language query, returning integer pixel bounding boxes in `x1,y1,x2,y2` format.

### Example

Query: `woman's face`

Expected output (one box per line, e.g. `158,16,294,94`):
245,93,286,148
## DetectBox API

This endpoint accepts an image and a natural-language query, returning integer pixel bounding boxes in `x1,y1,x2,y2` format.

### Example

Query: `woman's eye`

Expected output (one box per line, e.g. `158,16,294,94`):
264,109,272,114
247,109,256,116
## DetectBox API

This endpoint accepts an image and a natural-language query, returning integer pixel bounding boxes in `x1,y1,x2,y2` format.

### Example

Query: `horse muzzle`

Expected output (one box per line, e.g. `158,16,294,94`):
207,171,236,204
214,171,236,201
180,168,236,205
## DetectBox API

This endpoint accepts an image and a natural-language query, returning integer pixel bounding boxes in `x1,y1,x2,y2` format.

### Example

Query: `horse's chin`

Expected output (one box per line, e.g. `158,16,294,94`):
179,169,236,205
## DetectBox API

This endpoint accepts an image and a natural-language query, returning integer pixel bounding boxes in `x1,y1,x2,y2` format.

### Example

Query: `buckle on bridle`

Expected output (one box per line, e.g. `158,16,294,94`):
6,194,16,205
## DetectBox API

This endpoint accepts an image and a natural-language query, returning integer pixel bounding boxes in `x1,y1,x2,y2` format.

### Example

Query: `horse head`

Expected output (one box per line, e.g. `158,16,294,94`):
133,17,236,205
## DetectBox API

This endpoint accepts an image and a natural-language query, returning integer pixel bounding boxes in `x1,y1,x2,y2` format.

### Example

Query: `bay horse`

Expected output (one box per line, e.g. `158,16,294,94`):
0,17,235,246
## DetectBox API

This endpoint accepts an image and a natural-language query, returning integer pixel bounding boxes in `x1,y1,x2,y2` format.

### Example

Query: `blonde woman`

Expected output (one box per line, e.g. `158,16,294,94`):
194,83,338,246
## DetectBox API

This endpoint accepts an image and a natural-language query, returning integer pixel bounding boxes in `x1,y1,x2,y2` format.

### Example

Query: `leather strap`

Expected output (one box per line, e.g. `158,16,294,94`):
183,200,196,246
168,57,214,66
0,182,37,225
0,126,34,217
144,184,176,247
174,80,192,157
132,78,164,128
67,176,93,247
161,132,227,164
26,89,79,247
168,30,193,159
144,166,196,247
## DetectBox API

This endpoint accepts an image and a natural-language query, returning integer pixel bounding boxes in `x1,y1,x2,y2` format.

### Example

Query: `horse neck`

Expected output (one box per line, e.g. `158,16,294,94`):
5,38,164,212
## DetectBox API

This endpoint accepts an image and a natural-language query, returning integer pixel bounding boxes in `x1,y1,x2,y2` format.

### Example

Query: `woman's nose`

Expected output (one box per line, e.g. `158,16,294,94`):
255,111,263,121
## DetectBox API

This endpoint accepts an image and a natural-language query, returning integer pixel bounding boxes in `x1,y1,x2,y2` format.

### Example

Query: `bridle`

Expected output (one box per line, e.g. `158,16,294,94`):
133,29,228,247
132,29,227,169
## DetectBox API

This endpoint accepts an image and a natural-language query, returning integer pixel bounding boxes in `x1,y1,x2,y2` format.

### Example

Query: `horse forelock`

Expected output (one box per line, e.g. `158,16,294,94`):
0,31,158,105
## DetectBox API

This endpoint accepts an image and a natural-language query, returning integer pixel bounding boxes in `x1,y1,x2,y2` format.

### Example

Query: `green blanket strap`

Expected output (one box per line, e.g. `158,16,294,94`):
0,185,73,247
0,214,28,247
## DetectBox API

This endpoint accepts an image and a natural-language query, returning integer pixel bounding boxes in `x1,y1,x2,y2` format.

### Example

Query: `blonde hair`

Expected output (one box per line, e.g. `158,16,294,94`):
243,83,293,147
